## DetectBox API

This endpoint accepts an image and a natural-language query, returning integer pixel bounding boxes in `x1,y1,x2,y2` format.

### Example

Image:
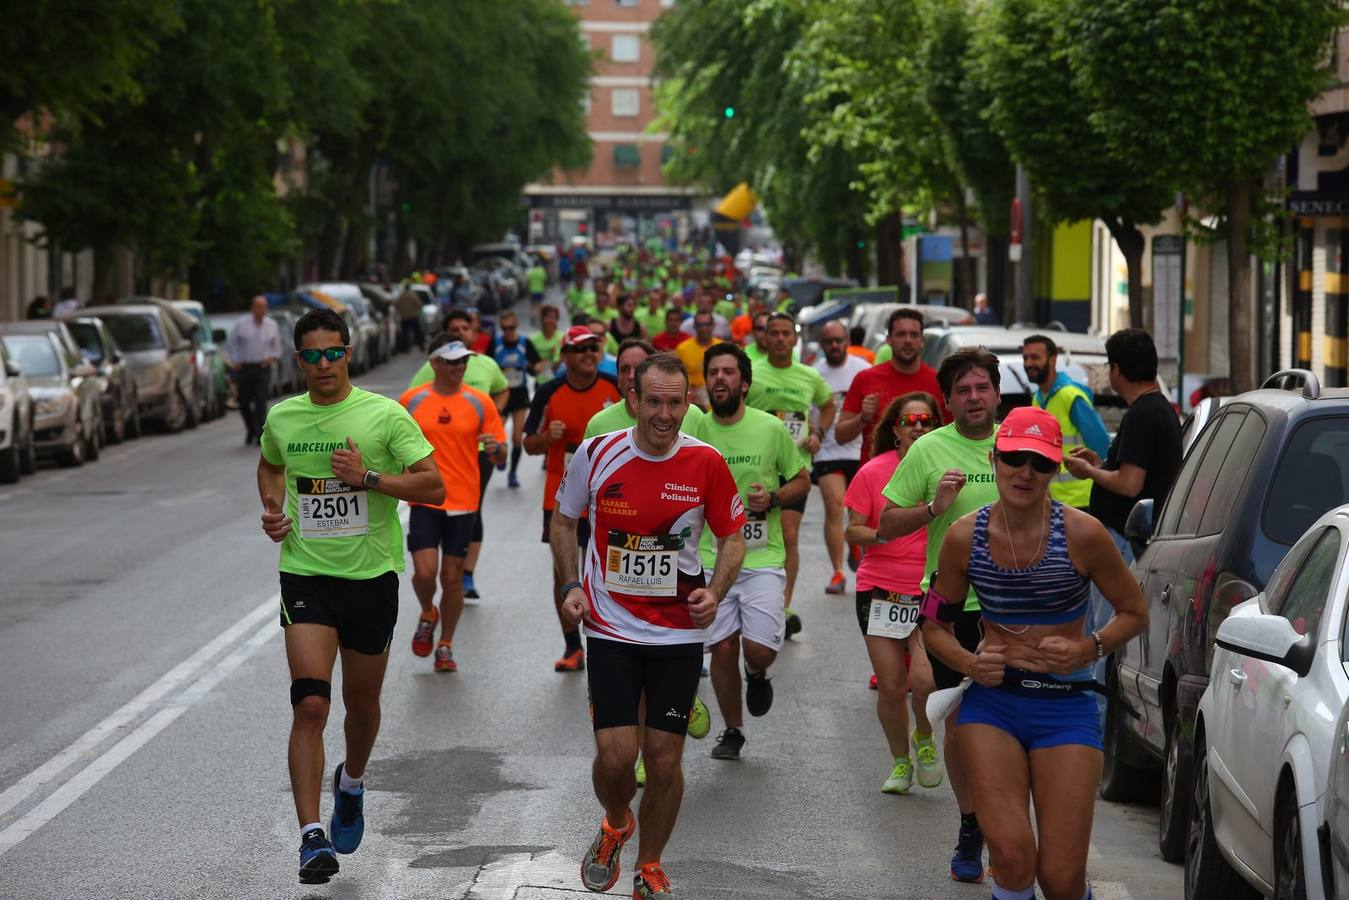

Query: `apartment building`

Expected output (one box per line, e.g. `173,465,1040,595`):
525,0,698,248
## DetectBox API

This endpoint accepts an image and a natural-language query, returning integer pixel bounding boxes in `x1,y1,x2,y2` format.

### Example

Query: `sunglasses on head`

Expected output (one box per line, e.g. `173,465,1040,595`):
996,449,1058,474
899,413,935,427
298,346,349,364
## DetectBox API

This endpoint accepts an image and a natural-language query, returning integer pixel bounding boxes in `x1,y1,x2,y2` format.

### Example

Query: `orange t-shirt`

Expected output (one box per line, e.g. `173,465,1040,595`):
524,374,622,510
730,313,753,344
399,383,506,513
847,345,876,364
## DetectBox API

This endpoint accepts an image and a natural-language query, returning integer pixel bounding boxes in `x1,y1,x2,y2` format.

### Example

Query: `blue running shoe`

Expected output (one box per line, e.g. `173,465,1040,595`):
299,828,339,884
508,472,520,489
329,763,365,854
949,821,985,882
463,573,479,600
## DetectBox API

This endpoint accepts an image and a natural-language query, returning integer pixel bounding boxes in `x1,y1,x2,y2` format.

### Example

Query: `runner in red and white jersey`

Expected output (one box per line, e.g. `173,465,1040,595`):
550,352,746,900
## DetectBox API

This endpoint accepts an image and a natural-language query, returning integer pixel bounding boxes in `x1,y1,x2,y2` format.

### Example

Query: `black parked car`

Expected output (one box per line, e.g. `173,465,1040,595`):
67,317,142,443
1104,369,1349,862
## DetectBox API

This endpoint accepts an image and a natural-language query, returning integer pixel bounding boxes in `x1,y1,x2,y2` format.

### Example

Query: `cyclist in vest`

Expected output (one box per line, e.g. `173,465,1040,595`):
1022,335,1109,510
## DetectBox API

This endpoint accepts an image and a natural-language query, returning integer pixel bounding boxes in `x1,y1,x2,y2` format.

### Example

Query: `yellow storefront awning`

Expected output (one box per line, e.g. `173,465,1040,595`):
714,182,759,221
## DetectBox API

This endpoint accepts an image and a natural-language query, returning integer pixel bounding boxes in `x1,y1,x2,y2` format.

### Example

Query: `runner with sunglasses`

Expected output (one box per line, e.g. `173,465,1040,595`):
877,346,1003,883
923,407,1146,900
844,393,941,794
524,325,622,672
257,309,443,884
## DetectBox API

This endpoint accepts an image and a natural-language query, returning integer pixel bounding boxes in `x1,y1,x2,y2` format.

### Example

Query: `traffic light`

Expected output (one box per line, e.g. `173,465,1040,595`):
856,240,866,249
723,106,735,119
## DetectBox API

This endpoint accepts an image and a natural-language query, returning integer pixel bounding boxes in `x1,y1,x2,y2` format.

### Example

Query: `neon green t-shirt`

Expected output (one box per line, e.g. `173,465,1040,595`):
744,342,768,365
583,402,705,439
526,265,547,294
596,306,620,323
529,330,562,370
261,387,434,579
568,288,597,315
407,354,507,395
880,422,1000,610
875,343,893,364
637,307,667,337
698,407,803,570
746,359,832,466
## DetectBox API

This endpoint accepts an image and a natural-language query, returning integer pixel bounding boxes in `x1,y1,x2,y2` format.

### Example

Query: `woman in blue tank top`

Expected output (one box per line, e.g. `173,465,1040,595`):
922,406,1147,900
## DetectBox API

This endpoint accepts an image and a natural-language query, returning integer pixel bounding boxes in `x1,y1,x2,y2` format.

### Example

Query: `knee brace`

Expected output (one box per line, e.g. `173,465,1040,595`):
290,678,331,706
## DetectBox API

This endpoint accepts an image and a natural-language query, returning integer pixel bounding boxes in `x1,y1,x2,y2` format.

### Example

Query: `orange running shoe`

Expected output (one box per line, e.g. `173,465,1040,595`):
433,643,457,673
825,571,847,595
633,861,675,898
580,808,635,891
411,609,439,657
555,647,586,672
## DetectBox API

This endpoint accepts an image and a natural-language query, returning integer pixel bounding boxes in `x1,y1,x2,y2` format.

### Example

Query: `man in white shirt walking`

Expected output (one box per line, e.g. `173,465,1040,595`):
227,294,283,444
811,320,871,594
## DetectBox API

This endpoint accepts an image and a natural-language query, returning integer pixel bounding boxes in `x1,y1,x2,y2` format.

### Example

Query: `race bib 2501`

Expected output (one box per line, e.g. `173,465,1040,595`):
297,477,369,539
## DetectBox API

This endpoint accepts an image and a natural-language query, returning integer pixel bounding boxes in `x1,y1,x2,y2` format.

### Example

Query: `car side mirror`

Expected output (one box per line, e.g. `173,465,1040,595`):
1123,498,1155,554
4,360,19,378
1215,612,1315,677
111,349,123,364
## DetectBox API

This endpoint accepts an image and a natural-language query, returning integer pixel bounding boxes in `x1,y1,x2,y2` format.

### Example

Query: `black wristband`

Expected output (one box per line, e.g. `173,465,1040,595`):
769,491,781,509
560,580,583,596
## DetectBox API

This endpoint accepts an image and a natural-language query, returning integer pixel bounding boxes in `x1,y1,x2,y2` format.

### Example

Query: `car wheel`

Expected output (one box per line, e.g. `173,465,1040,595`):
1160,711,1193,861
1275,788,1309,900
183,387,199,429
57,421,86,467
19,417,36,474
0,419,19,484
1185,732,1261,899
106,401,126,444
163,387,186,433
1099,665,1147,802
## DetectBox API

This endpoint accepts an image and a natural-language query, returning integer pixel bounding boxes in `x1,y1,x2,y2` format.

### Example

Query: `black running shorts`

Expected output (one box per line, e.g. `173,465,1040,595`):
504,386,531,413
927,606,983,690
778,474,807,515
279,571,399,655
585,636,704,736
406,505,473,557
811,459,859,485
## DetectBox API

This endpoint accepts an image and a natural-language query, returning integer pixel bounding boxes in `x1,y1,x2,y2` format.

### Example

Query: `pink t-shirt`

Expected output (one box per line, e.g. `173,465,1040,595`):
845,449,927,594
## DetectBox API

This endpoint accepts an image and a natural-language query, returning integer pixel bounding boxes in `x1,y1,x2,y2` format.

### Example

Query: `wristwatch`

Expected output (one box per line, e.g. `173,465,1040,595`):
561,580,583,596
363,469,382,490
925,500,937,519
769,491,781,509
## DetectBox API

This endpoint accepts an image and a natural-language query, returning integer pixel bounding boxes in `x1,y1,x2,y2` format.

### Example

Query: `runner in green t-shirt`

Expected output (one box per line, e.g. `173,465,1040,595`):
699,341,810,759
529,304,563,382
257,308,443,885
875,345,1002,884
743,312,835,633
526,261,547,299
636,291,669,338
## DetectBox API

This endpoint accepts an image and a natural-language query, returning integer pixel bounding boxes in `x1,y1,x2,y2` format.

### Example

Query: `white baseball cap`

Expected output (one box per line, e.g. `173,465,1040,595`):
429,340,472,362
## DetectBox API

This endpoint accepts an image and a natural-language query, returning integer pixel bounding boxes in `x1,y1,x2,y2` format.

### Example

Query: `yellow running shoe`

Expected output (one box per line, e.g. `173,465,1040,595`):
687,696,710,740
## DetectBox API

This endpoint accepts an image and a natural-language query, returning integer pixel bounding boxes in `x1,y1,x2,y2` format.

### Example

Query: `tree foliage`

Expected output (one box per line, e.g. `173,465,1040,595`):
16,0,592,305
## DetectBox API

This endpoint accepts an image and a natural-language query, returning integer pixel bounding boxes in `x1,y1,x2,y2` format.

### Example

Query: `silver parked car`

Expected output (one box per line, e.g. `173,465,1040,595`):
0,337,36,482
0,328,103,466
64,317,142,444
172,300,227,421
81,302,198,432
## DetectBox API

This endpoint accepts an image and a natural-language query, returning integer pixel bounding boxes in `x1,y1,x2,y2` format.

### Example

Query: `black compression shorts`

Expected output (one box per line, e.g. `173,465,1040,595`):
585,636,704,735
407,506,473,557
778,474,807,515
927,606,983,690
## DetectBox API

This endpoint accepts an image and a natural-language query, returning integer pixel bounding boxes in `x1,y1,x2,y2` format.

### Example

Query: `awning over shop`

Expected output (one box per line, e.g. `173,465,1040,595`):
714,182,759,221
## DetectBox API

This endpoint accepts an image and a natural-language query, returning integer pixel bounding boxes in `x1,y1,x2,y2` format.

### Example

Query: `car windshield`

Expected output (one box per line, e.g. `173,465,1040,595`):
185,308,214,345
2,335,61,377
66,321,104,363
1263,416,1349,544
102,314,164,351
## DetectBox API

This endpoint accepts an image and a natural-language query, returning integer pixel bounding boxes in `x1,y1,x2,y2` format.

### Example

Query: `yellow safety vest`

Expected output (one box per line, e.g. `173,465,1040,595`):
1036,382,1093,509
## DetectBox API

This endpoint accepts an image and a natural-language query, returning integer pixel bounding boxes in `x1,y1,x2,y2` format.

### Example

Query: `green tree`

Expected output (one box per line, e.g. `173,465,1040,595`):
0,0,178,154
1070,0,1344,390
976,0,1175,328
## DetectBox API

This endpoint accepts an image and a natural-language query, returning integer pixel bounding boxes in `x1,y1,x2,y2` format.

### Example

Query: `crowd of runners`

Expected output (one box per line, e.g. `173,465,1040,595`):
254,245,1155,900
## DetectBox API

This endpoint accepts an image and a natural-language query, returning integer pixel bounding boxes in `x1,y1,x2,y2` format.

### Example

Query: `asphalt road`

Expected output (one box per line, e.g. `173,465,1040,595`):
0,333,1183,899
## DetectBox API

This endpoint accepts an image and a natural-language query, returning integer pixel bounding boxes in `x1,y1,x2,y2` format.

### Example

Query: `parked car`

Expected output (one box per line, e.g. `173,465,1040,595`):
345,294,385,365
851,301,976,348
0,328,103,466
81,303,198,432
294,283,372,375
171,300,227,421
0,337,36,482
1188,503,1349,899
1107,369,1349,863
267,307,303,394
468,257,518,311
358,283,400,361
66,317,142,443
1182,396,1229,456
1325,701,1349,898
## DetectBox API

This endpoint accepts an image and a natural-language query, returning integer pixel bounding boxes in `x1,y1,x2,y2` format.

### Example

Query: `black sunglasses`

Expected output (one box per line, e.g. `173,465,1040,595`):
996,450,1058,474
298,346,349,364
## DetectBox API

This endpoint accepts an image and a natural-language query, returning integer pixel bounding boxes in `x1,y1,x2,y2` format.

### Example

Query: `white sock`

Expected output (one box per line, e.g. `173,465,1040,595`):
300,822,322,840
339,766,364,793
990,882,1036,900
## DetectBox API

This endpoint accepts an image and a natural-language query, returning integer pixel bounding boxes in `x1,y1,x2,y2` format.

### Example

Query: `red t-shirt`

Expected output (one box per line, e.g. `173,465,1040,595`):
555,429,746,644
652,331,685,353
844,449,927,594
842,362,948,463
524,374,622,510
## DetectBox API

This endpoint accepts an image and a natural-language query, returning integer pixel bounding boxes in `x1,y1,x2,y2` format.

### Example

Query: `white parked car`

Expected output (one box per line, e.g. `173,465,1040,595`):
1325,700,1349,898
1188,503,1349,900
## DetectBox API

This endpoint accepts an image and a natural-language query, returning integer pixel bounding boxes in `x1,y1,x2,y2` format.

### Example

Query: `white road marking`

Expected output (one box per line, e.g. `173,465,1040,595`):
0,594,276,821
0,617,277,855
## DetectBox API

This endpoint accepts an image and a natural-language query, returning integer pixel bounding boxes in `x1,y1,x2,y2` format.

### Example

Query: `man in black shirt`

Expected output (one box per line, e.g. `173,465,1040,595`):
1062,328,1181,706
